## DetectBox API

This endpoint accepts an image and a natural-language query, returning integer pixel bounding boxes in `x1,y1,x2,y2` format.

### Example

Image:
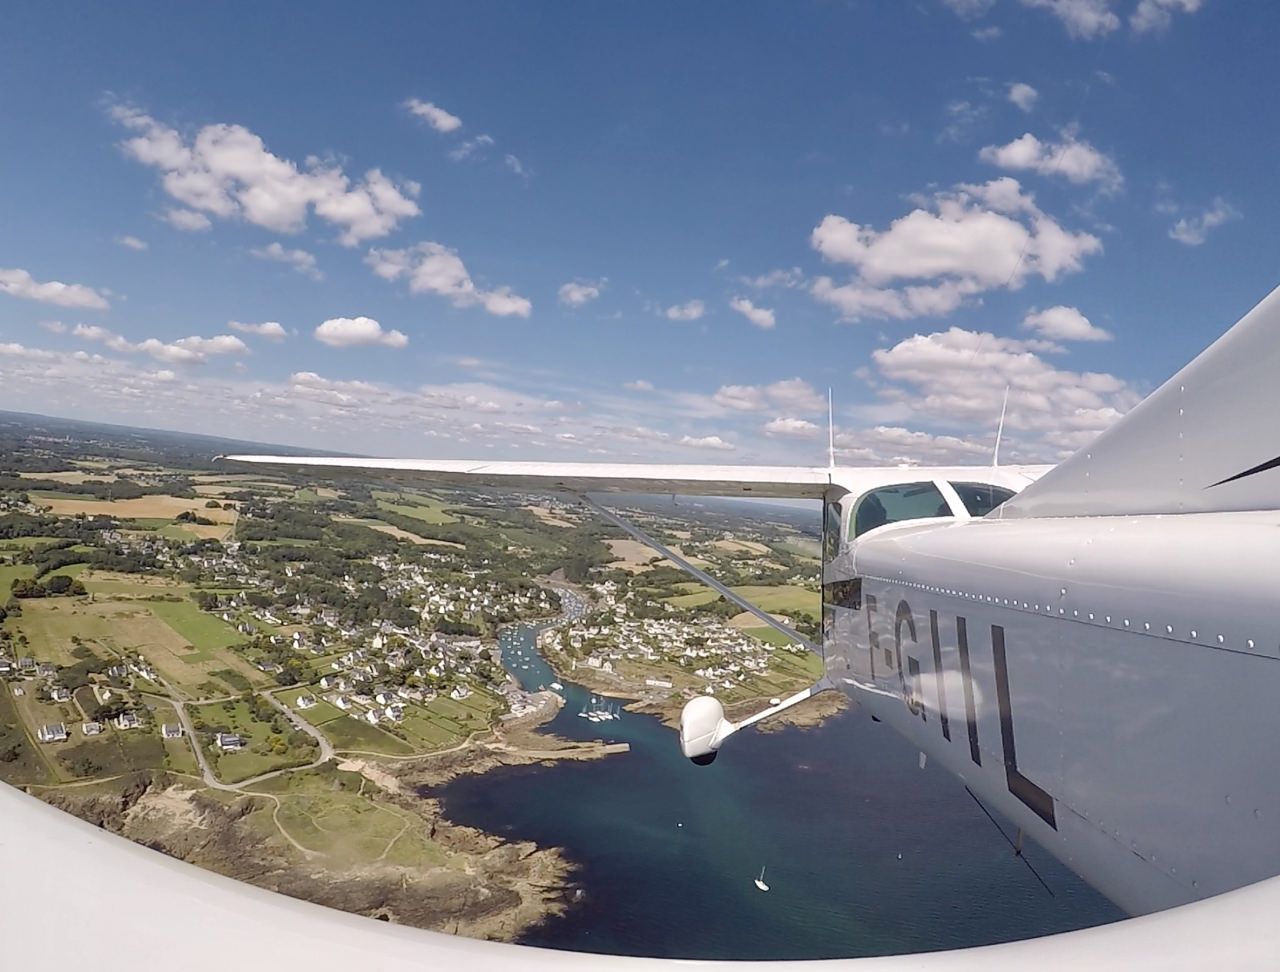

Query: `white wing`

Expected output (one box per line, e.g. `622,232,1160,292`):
222,455,836,497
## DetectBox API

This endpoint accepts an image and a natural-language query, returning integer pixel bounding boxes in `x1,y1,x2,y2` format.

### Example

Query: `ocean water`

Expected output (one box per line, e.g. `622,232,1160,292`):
433,623,1123,960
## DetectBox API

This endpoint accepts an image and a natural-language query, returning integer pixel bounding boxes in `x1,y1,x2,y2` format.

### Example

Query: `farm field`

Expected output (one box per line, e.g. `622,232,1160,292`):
372,491,458,525
147,599,245,652
334,517,464,548
664,584,819,619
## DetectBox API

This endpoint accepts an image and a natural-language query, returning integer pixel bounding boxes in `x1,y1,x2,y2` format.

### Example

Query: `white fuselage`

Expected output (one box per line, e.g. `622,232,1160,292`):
824,508,1280,915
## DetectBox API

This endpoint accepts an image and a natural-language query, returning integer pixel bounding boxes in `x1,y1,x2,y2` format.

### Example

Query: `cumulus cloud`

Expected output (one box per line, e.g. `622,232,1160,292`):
624,379,653,392
0,267,110,310
110,103,421,246
1132,0,1202,33
1169,198,1240,246
40,320,67,334
677,435,735,452
1022,305,1112,341
1019,0,1120,39
558,280,603,306
229,320,289,341
117,235,148,251
1008,82,1039,113
810,177,1101,322
979,131,1122,191
164,208,212,231
869,326,1138,457
712,378,825,414
729,297,776,330
251,242,322,280
367,242,531,318
763,417,821,440
71,323,248,364
313,316,408,349
665,300,705,322
403,98,462,133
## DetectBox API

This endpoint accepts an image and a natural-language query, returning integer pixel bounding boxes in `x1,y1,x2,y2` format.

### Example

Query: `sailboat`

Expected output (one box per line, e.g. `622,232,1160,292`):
754,866,769,892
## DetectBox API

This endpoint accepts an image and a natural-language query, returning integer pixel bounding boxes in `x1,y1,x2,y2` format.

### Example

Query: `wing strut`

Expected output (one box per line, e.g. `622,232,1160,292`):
572,493,834,765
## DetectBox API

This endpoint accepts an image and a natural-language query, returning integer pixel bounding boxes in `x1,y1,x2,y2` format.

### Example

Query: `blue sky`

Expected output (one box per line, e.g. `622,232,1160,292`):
0,0,1271,465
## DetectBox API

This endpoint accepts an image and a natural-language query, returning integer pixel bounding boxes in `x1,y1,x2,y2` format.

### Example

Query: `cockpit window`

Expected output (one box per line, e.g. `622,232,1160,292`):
949,482,1017,517
823,499,845,561
850,481,951,538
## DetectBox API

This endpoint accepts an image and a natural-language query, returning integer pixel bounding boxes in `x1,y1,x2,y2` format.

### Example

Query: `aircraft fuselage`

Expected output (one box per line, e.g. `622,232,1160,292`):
824,510,1280,915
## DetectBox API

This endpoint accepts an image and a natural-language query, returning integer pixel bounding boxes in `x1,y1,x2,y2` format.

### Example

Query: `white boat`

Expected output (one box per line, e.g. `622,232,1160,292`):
754,866,769,892
550,681,563,690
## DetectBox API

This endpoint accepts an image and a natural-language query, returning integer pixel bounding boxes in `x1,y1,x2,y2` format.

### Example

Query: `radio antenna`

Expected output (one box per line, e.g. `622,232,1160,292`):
827,388,836,470
992,385,1010,468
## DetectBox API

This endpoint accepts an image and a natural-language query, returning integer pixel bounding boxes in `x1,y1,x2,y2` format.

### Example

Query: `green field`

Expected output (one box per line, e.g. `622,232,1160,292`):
148,599,245,651
372,491,458,525
192,699,314,783
248,768,450,868
0,685,54,785
322,715,415,755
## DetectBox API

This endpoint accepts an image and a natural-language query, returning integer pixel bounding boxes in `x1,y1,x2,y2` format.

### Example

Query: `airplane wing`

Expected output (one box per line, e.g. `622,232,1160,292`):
221,456,836,499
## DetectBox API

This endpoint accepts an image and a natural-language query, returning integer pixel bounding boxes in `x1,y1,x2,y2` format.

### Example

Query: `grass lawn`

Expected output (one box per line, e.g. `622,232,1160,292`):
147,599,245,651
252,769,450,868
322,715,415,755
192,699,312,783
742,625,797,647
80,570,190,597
0,684,55,786
0,562,35,592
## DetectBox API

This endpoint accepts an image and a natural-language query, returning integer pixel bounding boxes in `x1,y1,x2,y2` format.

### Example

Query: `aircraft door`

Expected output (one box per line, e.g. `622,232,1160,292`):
821,492,861,688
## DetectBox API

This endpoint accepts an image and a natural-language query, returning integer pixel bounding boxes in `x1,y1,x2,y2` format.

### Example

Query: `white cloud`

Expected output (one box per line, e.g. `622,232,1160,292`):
229,320,289,342
367,242,532,318
729,297,776,330
40,320,67,334
741,267,804,289
939,99,986,143
665,300,705,322
558,280,603,306
403,98,462,133
1022,305,1112,341
979,132,1121,191
117,235,148,250
1169,198,1240,246
251,241,322,280
677,435,735,452
1131,0,1202,33
0,268,110,310
810,177,1101,322
712,378,825,414
72,323,248,364
762,417,821,440
164,208,212,232
869,326,1138,457
313,316,408,349
624,379,653,392
972,25,1003,40
1019,0,1120,39
111,103,420,246
1008,82,1039,113
504,154,527,178
450,134,495,162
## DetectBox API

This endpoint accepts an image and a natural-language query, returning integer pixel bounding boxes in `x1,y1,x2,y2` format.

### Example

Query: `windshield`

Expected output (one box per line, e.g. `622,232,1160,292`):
949,482,1017,517
850,482,952,538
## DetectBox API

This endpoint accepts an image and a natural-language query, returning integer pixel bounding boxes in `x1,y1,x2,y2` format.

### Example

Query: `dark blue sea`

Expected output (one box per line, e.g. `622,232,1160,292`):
433,621,1122,960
